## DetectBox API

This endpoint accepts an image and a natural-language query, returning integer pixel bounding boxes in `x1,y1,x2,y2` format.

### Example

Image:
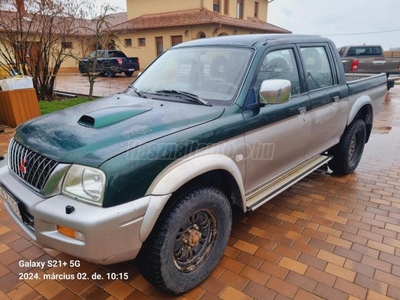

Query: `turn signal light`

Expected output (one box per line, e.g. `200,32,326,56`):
57,226,84,241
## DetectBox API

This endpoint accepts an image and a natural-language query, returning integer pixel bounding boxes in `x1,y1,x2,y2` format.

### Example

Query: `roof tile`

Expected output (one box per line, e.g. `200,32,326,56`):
111,8,290,33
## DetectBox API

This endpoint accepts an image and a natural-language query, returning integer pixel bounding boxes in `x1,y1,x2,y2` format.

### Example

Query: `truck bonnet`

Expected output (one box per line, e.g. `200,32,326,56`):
13,93,224,167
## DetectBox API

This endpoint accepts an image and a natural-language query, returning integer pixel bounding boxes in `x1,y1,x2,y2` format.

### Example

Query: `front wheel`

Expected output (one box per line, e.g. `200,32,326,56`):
137,186,232,295
328,119,366,175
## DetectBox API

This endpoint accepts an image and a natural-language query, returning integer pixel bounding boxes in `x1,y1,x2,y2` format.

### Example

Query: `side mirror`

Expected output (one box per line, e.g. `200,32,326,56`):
259,79,291,105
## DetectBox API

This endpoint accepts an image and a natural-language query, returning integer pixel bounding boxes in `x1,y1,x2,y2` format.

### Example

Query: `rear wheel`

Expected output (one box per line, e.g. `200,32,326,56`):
105,69,116,78
79,66,87,75
137,186,232,295
124,71,134,77
328,119,366,175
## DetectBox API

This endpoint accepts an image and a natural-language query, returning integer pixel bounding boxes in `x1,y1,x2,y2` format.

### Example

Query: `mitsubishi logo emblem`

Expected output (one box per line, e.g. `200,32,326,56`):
19,157,27,175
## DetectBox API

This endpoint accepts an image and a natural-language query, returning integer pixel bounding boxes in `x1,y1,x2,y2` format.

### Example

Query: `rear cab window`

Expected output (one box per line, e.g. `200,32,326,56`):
109,51,127,58
347,46,382,56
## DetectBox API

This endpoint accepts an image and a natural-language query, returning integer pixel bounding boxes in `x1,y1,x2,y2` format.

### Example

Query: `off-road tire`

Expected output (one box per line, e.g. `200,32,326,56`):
137,186,232,295
329,119,366,175
105,69,116,78
124,71,134,77
79,66,88,75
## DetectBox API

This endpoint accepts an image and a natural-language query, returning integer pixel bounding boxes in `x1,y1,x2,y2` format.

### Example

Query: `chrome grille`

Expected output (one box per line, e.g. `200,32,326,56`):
9,140,58,191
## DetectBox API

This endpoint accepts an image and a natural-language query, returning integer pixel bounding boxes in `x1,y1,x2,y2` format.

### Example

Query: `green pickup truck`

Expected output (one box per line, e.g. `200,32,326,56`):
0,34,387,294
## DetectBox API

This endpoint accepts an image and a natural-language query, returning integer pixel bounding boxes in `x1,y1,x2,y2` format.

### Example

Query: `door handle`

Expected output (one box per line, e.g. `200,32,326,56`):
298,107,307,114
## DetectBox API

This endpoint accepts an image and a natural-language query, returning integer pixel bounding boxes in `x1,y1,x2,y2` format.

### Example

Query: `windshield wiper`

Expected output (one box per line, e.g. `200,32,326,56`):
155,90,211,106
129,86,147,98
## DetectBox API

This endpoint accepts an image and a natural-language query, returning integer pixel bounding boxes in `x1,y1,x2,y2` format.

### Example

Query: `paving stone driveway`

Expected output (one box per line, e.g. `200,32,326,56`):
0,86,399,299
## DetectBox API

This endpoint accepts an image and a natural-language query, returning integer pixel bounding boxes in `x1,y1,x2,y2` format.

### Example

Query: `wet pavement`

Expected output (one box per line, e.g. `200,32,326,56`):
54,73,136,98
0,86,400,299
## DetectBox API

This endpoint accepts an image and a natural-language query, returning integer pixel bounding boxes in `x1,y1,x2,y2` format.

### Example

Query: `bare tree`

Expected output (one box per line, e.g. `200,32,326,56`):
72,3,119,99
0,0,89,100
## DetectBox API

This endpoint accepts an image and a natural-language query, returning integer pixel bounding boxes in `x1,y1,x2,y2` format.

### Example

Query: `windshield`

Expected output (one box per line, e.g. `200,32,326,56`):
132,46,253,105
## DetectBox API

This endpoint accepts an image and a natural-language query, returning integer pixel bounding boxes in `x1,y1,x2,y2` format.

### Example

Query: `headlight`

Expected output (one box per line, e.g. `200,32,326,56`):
62,165,106,205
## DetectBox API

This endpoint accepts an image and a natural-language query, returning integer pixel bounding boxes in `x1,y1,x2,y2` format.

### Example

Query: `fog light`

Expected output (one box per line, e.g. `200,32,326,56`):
57,226,84,241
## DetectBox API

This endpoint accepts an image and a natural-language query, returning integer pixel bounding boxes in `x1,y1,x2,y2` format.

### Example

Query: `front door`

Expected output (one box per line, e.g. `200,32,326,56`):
243,47,312,194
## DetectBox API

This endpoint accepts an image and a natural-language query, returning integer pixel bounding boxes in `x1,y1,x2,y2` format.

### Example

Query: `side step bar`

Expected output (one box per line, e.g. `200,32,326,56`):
246,155,332,212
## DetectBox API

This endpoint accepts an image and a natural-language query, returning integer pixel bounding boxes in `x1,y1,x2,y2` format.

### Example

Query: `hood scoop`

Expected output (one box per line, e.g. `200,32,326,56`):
78,106,152,128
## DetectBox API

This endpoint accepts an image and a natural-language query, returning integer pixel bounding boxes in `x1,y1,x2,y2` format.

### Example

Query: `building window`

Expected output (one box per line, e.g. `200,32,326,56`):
171,35,183,47
155,37,163,56
224,0,229,14
237,0,243,19
138,38,146,47
213,0,220,12
197,31,206,39
254,1,259,18
124,38,132,47
61,41,72,49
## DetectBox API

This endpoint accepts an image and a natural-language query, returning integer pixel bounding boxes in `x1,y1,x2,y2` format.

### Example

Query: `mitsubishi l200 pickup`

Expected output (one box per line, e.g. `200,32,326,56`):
0,34,387,294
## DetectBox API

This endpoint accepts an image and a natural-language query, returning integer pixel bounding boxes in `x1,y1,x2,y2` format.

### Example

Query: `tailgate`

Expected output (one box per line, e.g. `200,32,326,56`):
358,57,388,73
125,58,139,70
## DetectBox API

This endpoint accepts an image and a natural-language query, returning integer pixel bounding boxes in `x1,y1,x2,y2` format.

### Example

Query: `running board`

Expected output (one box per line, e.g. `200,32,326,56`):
246,155,331,212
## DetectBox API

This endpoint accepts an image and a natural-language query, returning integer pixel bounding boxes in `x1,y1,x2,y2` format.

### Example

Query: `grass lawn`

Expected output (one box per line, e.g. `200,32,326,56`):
39,98,92,115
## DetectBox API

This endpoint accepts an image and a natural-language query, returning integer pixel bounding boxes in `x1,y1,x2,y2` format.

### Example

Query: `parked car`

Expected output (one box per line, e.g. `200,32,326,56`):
78,50,140,78
339,45,400,89
0,34,387,294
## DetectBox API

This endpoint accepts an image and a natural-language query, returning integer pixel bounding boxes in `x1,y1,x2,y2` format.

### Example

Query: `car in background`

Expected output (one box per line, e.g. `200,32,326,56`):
339,45,400,89
78,50,140,78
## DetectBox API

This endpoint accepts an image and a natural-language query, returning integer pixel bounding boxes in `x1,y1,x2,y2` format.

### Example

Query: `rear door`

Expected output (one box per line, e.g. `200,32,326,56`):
300,44,348,158
243,46,312,193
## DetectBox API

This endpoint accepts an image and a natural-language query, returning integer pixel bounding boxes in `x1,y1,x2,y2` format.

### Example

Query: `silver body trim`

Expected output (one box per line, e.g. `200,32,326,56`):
347,84,386,125
243,109,312,194
0,165,170,264
147,139,247,209
246,155,331,210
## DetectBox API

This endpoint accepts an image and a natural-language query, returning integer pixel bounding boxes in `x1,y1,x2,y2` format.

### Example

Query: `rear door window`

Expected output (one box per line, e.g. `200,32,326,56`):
300,46,334,91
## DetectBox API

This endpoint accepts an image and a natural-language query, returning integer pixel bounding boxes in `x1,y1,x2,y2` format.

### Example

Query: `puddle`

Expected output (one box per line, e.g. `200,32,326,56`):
364,126,400,163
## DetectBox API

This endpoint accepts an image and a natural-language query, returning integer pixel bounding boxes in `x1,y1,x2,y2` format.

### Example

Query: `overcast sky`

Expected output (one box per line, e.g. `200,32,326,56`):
268,0,400,50
99,0,400,50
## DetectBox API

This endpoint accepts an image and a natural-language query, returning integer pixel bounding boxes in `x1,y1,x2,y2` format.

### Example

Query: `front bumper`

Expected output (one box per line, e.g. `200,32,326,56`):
0,165,169,264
